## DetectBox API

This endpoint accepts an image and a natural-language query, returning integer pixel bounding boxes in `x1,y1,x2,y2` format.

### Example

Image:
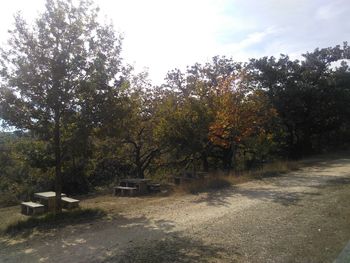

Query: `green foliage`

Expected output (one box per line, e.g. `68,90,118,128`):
0,0,349,200
247,43,350,156
89,158,135,186
156,96,212,164
0,0,126,208
0,132,55,207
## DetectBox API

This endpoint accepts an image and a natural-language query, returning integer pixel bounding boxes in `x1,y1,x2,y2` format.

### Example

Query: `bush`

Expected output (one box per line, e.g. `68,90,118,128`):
89,158,135,186
0,192,19,207
62,168,90,195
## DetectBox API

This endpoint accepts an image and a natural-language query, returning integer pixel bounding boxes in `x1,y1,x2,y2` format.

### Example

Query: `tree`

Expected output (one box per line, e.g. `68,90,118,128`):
156,95,213,172
209,77,278,170
94,72,163,179
157,57,242,172
247,43,350,156
121,83,161,179
0,0,124,212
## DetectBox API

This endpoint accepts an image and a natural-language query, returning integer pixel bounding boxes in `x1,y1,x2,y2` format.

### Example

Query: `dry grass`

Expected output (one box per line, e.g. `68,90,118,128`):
2,208,105,236
177,176,232,194
0,206,27,233
177,160,302,194
0,160,302,236
238,160,301,178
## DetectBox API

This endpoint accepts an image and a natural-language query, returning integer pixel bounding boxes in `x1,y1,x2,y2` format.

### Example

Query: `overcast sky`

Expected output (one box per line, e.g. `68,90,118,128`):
0,0,349,84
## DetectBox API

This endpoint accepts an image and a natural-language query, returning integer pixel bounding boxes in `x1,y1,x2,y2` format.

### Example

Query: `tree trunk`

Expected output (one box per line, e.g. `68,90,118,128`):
54,113,62,213
201,152,209,172
136,162,144,179
222,146,234,172
135,147,144,178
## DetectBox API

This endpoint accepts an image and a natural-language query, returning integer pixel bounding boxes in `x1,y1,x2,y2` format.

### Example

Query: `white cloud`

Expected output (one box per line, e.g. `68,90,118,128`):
315,1,344,20
237,27,279,49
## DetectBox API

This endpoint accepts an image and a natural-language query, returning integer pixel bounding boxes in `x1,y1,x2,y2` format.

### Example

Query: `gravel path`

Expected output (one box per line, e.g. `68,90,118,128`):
1,156,350,263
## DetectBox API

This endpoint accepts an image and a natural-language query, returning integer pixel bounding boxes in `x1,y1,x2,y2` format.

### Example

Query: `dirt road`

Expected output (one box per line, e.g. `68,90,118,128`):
1,156,350,263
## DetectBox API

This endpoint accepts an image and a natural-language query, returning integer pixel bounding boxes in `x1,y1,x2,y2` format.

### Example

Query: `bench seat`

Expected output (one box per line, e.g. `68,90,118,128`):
61,197,80,210
114,186,137,191
21,201,45,216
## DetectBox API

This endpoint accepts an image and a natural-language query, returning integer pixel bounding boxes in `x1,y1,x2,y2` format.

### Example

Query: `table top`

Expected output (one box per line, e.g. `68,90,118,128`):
34,191,66,199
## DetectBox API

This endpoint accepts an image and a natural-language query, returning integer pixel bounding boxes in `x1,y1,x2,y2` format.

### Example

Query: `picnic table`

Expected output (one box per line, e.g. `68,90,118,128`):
118,178,151,195
34,191,66,212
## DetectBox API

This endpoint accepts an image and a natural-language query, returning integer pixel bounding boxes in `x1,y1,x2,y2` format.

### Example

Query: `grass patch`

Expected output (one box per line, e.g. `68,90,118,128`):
4,208,106,236
177,160,302,194
178,176,232,194
246,160,301,179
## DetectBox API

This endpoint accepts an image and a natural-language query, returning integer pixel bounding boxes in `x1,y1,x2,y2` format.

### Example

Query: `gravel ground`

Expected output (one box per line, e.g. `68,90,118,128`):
1,155,350,263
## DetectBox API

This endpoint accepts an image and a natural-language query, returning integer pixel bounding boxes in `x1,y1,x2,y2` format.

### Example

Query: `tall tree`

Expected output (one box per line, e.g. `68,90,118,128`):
121,75,161,179
248,43,350,156
0,0,124,211
209,76,278,170
156,95,213,172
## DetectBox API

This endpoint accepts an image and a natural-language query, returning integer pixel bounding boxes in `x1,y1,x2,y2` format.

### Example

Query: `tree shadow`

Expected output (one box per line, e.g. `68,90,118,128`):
192,185,322,207
0,213,234,263
322,176,350,187
300,157,350,169
191,157,350,208
102,234,234,263
191,188,234,207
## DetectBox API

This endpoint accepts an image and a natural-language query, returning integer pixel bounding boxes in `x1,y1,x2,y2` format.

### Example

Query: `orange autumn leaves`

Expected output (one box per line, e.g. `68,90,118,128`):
209,76,278,149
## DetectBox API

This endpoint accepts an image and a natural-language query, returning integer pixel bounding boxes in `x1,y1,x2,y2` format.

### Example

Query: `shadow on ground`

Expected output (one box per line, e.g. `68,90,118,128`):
102,232,233,263
0,213,234,263
192,186,323,207
192,158,350,207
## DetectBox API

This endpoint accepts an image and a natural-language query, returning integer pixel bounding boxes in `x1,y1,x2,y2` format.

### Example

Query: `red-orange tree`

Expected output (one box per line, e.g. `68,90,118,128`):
209,76,278,170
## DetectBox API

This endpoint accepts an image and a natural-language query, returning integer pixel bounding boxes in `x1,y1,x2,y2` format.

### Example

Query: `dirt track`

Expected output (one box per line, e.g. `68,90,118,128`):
1,155,350,263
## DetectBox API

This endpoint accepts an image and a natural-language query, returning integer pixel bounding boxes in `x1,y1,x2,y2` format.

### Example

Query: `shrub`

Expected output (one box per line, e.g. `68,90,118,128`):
89,158,135,186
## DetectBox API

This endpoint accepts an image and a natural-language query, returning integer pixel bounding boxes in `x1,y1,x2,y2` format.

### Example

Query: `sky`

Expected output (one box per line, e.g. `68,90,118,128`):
0,0,349,85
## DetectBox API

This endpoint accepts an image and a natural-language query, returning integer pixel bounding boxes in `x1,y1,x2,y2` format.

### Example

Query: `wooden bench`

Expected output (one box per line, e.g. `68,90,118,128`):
148,183,161,192
21,202,45,216
61,197,80,210
114,186,137,196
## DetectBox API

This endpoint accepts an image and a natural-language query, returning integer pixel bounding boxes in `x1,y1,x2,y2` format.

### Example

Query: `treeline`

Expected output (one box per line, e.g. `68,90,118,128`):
0,0,349,206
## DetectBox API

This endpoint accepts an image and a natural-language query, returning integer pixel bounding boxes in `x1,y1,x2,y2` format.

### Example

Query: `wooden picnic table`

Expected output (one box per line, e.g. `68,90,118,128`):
119,178,151,194
34,191,66,212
